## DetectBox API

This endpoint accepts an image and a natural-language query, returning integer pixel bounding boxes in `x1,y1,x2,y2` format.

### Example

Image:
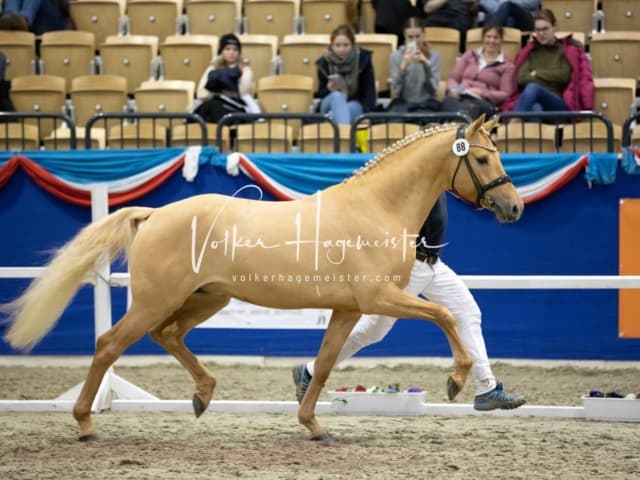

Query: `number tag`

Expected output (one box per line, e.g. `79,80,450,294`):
452,138,470,157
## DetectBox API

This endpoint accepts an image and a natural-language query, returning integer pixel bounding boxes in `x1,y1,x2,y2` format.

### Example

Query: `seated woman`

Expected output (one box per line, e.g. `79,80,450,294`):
316,25,376,126
388,16,442,114
501,9,594,117
195,33,260,124
442,24,514,119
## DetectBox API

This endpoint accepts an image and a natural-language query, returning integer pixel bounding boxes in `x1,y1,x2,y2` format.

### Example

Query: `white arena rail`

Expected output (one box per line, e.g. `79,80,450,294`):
1,185,639,421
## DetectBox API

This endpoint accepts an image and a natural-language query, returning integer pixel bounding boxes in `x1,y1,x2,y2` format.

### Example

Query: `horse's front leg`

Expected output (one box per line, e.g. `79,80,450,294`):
370,286,473,400
298,310,361,442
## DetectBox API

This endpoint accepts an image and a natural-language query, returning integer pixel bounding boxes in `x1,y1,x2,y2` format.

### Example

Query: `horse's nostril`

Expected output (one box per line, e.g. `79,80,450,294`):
512,203,520,217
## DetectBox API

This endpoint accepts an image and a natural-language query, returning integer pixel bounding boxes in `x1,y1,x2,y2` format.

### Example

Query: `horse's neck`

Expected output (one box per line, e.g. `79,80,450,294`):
346,135,453,232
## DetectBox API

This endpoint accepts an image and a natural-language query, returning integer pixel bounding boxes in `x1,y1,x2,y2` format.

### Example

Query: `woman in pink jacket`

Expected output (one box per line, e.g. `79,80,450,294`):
501,9,594,114
442,24,515,119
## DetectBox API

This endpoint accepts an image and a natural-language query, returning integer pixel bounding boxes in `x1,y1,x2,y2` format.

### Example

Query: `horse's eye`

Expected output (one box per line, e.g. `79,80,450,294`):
477,155,488,165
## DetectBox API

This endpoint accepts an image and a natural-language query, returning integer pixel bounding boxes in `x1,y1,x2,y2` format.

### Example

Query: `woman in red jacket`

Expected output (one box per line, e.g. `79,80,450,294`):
501,9,594,114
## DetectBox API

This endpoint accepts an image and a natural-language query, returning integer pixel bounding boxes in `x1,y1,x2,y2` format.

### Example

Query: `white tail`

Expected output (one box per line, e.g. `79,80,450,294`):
3,207,154,351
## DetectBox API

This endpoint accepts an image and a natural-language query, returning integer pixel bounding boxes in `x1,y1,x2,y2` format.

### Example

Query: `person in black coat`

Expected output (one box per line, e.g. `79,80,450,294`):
315,25,376,126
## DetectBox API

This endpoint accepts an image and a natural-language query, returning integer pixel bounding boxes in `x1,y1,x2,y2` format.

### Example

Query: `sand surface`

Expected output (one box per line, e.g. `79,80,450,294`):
1,362,639,479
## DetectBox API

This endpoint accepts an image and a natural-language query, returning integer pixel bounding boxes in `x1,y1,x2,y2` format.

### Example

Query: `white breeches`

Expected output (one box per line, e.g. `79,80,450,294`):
308,259,496,395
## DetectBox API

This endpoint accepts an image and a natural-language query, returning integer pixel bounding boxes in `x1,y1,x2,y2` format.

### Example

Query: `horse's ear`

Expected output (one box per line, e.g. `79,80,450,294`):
482,116,500,132
467,114,486,135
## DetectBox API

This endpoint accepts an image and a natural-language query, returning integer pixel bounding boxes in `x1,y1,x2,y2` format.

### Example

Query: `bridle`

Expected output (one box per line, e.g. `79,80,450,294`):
451,123,512,209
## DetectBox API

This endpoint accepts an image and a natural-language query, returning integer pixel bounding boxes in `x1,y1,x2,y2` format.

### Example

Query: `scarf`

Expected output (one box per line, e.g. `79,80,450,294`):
324,46,360,99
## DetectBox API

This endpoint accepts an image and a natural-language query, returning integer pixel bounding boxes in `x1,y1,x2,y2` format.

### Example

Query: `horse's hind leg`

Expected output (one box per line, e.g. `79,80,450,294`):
298,310,361,441
149,292,230,418
73,302,173,440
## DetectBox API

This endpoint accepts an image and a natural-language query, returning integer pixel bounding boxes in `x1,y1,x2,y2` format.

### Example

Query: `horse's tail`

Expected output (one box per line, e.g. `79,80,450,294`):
3,206,155,351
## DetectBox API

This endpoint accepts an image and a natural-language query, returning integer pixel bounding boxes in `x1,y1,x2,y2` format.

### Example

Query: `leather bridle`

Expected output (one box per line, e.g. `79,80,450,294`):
451,123,512,209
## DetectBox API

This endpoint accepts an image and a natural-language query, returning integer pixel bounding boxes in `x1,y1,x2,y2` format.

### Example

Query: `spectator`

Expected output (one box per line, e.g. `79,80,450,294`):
501,9,594,116
481,0,539,32
0,1,73,35
316,25,376,126
194,33,259,124
442,24,515,119
388,16,442,114
418,0,474,49
293,194,526,412
371,0,421,46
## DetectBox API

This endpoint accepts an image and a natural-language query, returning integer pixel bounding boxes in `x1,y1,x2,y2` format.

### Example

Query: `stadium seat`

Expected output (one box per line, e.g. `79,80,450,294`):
99,35,159,94
301,0,349,34
601,0,639,32
561,121,622,152
160,35,218,85
590,31,640,80
0,123,40,150
278,34,329,93
107,122,167,148
70,0,126,46
134,79,196,126
237,34,279,88
365,122,421,153
171,122,227,148
185,0,242,36
256,74,314,137
70,74,128,129
423,27,460,83
243,0,301,41
593,77,636,129
0,31,36,80
43,126,106,150
39,30,97,94
354,33,397,96
126,0,183,43
541,0,597,38
9,75,67,140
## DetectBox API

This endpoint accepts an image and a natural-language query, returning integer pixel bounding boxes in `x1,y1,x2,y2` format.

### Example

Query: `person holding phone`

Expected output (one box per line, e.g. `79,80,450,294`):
388,16,442,114
315,25,376,125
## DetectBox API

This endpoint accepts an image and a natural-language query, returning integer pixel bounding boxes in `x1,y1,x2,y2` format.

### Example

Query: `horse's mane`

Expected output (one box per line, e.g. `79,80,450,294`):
344,122,461,183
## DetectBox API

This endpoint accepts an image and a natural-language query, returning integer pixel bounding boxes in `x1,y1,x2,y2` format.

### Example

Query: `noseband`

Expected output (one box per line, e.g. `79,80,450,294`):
451,123,512,209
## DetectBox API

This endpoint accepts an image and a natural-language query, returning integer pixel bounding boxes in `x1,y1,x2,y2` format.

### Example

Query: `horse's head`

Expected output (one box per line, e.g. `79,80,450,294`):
450,115,523,223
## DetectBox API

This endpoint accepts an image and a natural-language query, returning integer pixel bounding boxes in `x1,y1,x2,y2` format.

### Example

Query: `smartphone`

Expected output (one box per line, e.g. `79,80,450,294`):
406,40,417,52
327,73,341,81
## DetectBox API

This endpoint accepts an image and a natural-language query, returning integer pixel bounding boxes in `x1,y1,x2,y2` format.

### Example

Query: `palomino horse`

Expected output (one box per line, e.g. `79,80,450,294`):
4,115,522,441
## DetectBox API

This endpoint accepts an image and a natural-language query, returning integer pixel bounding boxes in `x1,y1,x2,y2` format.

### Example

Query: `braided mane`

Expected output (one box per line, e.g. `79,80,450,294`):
345,122,461,183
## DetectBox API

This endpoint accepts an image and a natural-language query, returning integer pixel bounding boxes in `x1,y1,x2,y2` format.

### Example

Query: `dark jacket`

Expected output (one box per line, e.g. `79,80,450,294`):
501,35,595,112
417,194,447,258
315,48,377,113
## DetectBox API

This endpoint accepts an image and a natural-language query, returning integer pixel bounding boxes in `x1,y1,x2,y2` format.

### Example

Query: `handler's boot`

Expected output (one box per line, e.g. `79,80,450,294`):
474,382,526,411
292,363,312,403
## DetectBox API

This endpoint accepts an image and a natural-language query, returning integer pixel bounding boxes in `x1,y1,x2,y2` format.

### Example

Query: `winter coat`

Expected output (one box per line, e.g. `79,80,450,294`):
501,35,594,112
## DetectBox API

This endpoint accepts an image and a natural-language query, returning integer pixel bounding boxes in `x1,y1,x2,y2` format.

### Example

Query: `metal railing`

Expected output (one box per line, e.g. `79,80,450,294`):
622,113,640,148
84,112,208,149
0,112,76,150
350,112,473,153
215,113,339,152
495,111,615,153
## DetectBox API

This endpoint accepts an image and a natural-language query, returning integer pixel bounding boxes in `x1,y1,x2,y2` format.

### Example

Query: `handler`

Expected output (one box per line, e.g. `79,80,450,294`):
293,194,526,410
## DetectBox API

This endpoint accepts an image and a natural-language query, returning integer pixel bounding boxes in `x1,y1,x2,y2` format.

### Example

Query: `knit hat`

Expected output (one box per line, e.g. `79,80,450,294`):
218,33,241,54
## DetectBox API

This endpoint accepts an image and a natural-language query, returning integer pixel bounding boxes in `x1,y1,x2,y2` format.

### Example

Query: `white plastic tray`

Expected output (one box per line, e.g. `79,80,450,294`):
581,396,640,422
328,390,426,416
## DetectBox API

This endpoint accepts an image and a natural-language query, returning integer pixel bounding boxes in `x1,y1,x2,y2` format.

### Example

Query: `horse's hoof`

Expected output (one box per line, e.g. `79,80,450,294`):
311,432,333,444
447,376,462,401
192,394,207,418
78,433,98,442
